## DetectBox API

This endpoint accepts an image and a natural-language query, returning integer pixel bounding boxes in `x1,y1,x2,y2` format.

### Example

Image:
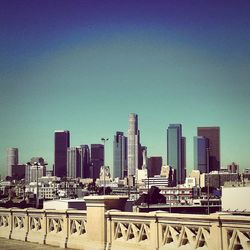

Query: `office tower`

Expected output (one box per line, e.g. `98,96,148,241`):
25,162,46,183
79,145,91,178
181,137,186,183
197,127,220,172
113,132,127,179
11,164,26,180
54,130,70,177
167,124,184,185
67,147,81,178
7,148,18,177
194,136,209,173
90,144,104,179
148,156,162,177
128,113,140,177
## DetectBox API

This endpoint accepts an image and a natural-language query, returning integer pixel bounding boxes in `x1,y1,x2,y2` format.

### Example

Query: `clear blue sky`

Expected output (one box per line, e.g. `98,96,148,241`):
1,0,250,177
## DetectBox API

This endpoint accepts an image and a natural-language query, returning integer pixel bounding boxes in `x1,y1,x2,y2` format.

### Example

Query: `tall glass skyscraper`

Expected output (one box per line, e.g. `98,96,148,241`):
79,145,90,178
193,136,209,173
181,136,186,182
54,130,70,177
197,127,220,172
127,113,140,177
167,124,185,185
90,144,104,179
113,132,127,179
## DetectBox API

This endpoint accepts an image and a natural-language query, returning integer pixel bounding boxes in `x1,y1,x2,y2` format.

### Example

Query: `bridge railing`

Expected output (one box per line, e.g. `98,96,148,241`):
0,196,250,250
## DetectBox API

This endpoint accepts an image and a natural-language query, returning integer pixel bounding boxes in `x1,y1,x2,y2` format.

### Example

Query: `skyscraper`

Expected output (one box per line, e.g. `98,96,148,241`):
113,132,127,179
54,130,70,177
197,127,220,172
127,113,140,177
67,147,81,178
181,137,186,183
79,145,90,178
167,124,185,185
90,144,104,179
148,156,162,177
194,136,209,173
7,148,18,177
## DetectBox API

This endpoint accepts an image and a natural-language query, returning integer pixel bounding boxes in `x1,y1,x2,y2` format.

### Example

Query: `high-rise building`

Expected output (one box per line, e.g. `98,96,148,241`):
90,144,104,179
7,148,18,177
167,124,185,185
128,113,140,177
197,127,220,172
148,156,162,177
113,132,127,179
67,147,81,178
181,137,186,183
193,136,209,173
79,145,90,178
54,130,70,177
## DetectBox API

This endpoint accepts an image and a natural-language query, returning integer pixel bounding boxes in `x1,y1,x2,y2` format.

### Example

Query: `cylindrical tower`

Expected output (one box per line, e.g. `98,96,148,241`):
7,148,18,177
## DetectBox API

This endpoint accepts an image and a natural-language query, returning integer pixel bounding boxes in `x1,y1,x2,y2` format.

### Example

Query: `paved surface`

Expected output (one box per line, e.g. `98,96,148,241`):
0,237,77,250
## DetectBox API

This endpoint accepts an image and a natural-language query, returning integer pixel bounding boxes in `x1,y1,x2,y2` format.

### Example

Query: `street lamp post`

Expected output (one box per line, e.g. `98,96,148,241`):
101,138,109,195
34,162,39,209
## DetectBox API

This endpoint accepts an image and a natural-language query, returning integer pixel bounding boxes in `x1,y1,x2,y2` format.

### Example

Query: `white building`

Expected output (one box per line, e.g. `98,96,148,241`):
222,185,250,212
25,164,46,183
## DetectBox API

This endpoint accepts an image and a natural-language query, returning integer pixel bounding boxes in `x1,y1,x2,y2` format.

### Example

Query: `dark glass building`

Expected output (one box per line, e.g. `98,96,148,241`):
90,144,104,179
167,124,185,185
147,156,162,177
79,145,90,178
113,132,127,179
197,127,220,172
11,164,26,180
194,136,209,173
181,137,186,182
54,130,70,177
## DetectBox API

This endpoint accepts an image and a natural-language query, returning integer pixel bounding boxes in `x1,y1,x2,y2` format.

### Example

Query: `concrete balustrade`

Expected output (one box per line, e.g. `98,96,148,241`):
0,196,250,250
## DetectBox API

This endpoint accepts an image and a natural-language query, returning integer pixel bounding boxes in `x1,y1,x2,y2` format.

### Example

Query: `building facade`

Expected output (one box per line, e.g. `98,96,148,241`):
90,144,104,179
181,137,186,182
79,145,90,178
167,124,185,185
113,132,127,179
197,127,220,172
67,147,81,178
25,163,46,183
11,164,26,180
7,148,18,177
127,113,140,177
54,130,70,177
148,157,162,177
194,136,209,173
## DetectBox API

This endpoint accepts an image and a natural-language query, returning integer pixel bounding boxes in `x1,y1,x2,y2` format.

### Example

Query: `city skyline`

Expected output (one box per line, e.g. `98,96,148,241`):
1,1,250,176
